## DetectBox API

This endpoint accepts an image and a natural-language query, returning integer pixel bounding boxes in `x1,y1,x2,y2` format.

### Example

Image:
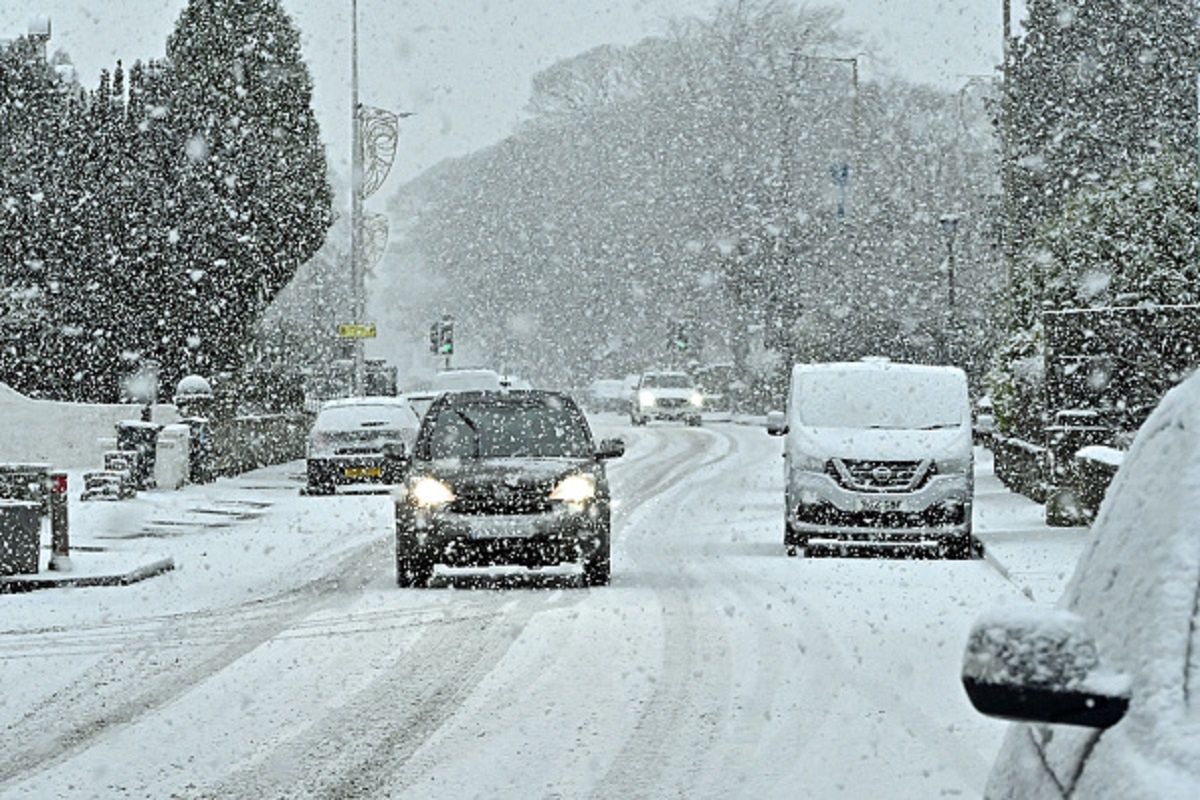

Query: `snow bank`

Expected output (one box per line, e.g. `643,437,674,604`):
0,383,178,468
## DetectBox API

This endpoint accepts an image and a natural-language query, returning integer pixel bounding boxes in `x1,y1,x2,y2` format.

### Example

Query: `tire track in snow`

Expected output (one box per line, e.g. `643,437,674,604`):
591,425,744,800
181,425,710,798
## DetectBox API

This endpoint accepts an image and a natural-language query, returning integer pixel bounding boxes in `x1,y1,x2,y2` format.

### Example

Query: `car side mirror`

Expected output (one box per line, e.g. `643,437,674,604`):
766,411,788,437
596,438,625,460
961,607,1130,729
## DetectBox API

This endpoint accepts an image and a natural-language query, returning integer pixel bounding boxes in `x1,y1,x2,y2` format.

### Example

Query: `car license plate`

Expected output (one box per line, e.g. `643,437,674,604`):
344,466,382,479
862,498,901,512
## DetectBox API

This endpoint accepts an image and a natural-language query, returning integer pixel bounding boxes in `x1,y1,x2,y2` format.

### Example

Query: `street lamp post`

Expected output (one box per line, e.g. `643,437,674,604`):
349,0,364,395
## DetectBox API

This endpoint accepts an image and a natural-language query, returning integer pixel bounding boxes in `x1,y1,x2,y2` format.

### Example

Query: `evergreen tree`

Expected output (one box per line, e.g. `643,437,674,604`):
160,0,332,386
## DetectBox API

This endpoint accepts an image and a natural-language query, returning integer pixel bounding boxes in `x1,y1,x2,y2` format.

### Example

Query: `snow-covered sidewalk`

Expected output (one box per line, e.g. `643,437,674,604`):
972,447,1091,605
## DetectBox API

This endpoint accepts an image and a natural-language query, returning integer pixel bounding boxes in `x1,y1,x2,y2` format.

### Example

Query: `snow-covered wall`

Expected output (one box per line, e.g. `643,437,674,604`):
0,383,178,468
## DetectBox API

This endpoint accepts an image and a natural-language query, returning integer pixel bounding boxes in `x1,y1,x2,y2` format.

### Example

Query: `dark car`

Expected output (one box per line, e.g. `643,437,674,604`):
391,390,625,587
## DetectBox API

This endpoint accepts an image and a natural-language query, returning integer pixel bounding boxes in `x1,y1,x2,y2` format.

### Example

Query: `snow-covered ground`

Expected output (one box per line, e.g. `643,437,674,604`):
0,421,1087,799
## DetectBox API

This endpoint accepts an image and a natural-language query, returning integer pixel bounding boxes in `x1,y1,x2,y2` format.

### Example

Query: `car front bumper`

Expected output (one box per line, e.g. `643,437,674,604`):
396,503,609,568
787,471,971,539
308,456,401,486
636,404,701,421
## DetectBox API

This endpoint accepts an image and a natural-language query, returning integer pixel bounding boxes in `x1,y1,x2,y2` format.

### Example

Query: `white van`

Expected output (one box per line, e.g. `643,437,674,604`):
767,361,977,558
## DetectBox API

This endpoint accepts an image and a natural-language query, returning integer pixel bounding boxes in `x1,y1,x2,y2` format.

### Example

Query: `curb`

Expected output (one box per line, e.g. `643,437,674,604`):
0,557,175,594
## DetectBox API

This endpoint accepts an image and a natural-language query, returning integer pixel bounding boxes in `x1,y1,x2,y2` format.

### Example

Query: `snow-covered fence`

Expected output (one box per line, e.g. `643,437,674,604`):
1070,446,1124,523
990,433,1051,503
210,413,310,476
0,383,177,469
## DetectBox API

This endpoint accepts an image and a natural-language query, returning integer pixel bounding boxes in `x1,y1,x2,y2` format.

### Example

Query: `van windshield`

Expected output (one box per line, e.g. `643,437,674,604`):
794,371,967,430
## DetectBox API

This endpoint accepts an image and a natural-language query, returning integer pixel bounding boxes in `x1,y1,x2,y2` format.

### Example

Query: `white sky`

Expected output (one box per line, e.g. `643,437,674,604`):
2,0,1026,196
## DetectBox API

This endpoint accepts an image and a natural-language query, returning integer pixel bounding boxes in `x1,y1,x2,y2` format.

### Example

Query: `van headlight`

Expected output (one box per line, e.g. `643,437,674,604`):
549,474,596,505
936,455,973,476
410,476,456,508
639,390,656,407
690,392,703,407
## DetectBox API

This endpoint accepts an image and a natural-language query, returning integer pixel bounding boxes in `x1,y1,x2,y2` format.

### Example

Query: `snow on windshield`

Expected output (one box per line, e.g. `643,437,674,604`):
793,369,968,430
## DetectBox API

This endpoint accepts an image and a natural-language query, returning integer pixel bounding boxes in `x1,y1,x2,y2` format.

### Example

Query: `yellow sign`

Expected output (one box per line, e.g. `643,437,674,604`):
337,323,377,339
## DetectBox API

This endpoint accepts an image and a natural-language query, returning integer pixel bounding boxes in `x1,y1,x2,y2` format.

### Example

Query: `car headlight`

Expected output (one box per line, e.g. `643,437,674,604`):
639,390,656,407
549,474,596,505
790,453,828,473
690,392,703,407
410,476,456,508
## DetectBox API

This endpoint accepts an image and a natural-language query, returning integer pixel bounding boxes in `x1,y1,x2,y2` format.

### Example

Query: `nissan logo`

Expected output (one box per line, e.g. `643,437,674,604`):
871,466,894,482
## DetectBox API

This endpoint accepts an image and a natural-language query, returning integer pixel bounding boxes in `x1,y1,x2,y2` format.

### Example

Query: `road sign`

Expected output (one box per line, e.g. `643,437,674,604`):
338,323,377,339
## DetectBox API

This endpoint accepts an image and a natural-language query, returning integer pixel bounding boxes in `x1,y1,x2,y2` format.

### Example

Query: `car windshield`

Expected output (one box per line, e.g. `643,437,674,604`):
423,398,591,459
795,371,967,430
643,374,692,389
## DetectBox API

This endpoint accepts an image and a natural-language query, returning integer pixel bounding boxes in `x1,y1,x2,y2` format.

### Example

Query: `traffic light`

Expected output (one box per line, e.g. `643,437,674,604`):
439,321,454,355
670,321,688,351
429,323,441,353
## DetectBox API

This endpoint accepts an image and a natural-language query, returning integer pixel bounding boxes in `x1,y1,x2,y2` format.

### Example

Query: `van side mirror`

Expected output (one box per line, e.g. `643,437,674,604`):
766,411,788,437
961,607,1130,729
596,438,625,460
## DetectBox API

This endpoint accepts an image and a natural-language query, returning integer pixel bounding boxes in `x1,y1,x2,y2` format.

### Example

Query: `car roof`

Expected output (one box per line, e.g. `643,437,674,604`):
792,361,965,378
643,370,689,377
433,389,574,405
320,396,413,410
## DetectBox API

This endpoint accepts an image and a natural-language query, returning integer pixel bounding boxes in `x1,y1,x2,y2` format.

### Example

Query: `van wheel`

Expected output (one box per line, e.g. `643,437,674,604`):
786,545,799,558
397,552,434,587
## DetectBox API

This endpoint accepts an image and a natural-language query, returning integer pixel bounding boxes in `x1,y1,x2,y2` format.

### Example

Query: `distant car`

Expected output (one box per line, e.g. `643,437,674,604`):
961,372,1200,799
430,368,502,393
631,371,702,426
588,378,629,413
305,397,420,495
767,360,976,558
391,390,624,587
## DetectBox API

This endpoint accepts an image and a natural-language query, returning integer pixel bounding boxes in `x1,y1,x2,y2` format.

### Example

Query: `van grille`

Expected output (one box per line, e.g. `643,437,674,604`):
830,459,932,494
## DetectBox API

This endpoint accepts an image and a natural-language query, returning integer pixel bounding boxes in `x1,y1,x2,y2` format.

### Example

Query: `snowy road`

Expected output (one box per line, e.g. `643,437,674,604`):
0,421,1071,799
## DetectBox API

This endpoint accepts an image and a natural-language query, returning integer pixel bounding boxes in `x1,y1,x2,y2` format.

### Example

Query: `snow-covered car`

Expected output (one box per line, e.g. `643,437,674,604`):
391,390,625,587
588,378,629,413
304,397,420,495
430,368,502,393
767,360,976,558
631,371,703,426
961,372,1200,800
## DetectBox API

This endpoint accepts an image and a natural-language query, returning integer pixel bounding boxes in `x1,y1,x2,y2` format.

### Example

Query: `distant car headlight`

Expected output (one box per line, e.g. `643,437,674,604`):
410,476,456,507
639,390,656,407
549,474,596,505
690,392,703,407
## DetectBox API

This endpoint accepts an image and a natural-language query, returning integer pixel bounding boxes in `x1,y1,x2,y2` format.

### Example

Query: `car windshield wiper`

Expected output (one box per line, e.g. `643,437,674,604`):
451,410,482,457
917,423,960,430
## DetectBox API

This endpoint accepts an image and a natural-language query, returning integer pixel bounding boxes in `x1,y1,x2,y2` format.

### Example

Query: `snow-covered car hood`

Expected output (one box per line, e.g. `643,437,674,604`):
790,424,971,462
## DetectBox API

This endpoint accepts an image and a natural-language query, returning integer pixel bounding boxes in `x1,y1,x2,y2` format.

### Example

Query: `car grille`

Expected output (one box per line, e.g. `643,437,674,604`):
828,459,931,494
449,485,554,516
655,398,687,409
335,446,381,455
797,501,965,529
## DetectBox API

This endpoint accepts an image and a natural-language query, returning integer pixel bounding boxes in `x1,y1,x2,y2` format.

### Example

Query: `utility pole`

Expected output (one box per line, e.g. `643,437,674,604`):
349,0,365,395
1001,0,1015,303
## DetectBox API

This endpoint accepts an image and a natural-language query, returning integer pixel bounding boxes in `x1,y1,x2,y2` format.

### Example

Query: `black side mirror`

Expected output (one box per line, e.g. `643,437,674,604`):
596,438,626,460
766,411,788,437
961,608,1130,729
382,441,410,463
